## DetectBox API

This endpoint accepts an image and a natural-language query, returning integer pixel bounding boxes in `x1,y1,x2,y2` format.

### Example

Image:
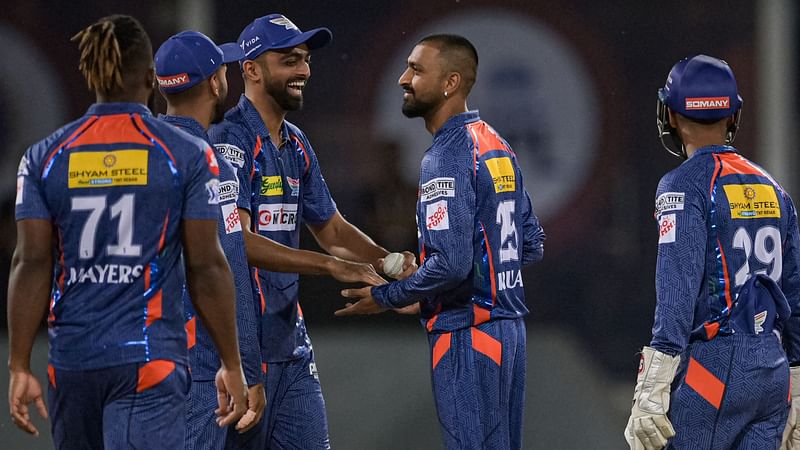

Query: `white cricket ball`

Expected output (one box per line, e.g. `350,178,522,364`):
383,252,405,278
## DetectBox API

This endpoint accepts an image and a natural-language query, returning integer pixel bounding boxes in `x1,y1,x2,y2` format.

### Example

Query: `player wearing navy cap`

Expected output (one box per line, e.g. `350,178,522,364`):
8,15,248,449
210,14,406,449
624,55,800,449
337,35,545,450
155,30,267,448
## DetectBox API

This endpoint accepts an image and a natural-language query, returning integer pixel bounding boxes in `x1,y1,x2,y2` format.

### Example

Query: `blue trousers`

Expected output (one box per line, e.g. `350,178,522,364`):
260,350,329,449
428,318,526,450
48,360,188,450
667,333,790,449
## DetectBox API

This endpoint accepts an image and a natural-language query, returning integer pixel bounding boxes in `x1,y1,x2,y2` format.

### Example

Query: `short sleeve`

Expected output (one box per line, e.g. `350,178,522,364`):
15,148,51,221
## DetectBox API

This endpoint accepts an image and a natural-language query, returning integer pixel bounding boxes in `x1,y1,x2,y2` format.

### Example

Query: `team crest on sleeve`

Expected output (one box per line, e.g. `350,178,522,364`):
420,177,455,202
658,213,676,244
214,144,245,168
221,203,242,234
654,192,684,217
426,200,450,230
206,179,220,204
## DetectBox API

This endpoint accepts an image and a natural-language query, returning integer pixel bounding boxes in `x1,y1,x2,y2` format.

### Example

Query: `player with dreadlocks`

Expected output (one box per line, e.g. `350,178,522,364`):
8,14,248,448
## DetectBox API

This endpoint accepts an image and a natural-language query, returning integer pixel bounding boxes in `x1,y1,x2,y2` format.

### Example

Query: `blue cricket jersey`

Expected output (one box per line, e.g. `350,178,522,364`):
372,111,545,332
159,114,263,385
649,145,800,362
15,103,219,371
210,95,337,363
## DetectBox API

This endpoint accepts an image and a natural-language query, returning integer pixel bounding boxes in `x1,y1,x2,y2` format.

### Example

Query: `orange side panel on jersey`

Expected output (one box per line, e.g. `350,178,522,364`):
709,154,722,196
432,332,451,369
471,327,502,366
146,289,163,327
251,136,262,180
481,226,498,306
685,357,725,409
70,114,152,147
292,135,311,175
137,360,176,392
718,153,763,177
297,302,304,318
262,362,268,375
717,242,733,310
158,215,169,252
132,114,176,165
466,121,511,157
704,321,720,340
473,304,491,326
185,316,197,349
47,364,56,388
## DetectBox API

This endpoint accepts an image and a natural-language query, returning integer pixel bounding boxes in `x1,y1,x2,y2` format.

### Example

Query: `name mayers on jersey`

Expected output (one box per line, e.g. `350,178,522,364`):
67,264,144,284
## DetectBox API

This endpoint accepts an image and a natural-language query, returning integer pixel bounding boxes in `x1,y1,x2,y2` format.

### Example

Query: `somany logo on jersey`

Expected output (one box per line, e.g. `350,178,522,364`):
68,150,148,188
684,97,730,110
722,184,781,219
258,203,298,231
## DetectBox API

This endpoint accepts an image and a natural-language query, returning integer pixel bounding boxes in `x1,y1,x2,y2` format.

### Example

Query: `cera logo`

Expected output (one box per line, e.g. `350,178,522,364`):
258,203,298,231
685,97,729,110
157,73,190,88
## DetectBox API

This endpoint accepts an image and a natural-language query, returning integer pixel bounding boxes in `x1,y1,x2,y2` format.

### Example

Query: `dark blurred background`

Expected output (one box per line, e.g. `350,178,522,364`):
1,1,797,448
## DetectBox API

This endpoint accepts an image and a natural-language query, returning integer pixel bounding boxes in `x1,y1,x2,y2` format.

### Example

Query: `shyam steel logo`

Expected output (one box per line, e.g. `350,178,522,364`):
723,184,781,219
68,150,148,189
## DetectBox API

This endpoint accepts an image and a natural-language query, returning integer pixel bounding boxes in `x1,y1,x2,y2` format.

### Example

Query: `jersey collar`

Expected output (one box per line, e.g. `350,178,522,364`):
433,110,480,140
86,102,152,116
237,94,271,139
691,145,737,158
158,114,209,141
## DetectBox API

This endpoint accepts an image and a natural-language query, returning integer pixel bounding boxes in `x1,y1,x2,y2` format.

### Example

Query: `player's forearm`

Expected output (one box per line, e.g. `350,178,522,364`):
186,261,241,369
243,228,336,275
373,252,469,308
7,252,52,371
309,213,388,266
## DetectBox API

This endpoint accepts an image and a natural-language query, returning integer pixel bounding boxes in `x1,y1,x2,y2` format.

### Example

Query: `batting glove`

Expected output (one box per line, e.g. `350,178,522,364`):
782,366,800,449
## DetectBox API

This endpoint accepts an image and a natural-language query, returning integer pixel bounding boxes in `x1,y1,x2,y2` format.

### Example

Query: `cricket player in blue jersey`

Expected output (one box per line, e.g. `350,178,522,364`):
155,30,267,448
7,15,249,449
211,14,402,449
624,55,800,450
337,35,546,450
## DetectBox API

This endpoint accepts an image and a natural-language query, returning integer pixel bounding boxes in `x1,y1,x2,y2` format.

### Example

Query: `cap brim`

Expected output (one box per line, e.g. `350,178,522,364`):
271,27,332,51
219,42,245,63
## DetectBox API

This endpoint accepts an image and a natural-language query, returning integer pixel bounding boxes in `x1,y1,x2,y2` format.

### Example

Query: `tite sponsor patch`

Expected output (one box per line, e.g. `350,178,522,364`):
658,213,676,244
261,176,283,196
421,177,455,202
723,184,780,219
221,203,242,234
655,192,684,217
215,144,245,168
484,157,515,193
68,150,148,188
426,200,449,230
685,97,729,110
217,180,239,203
258,203,298,231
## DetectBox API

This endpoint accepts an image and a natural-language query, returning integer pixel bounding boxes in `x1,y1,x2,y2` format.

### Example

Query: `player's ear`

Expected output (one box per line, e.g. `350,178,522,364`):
444,72,461,97
145,67,156,92
208,72,221,97
242,60,260,83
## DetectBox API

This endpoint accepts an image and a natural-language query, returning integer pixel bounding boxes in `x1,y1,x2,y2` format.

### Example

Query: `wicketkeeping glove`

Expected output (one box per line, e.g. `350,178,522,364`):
624,346,681,450
781,366,800,450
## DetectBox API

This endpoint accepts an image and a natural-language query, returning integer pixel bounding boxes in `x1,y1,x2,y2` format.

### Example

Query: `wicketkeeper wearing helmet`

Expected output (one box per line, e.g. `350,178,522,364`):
625,54,800,450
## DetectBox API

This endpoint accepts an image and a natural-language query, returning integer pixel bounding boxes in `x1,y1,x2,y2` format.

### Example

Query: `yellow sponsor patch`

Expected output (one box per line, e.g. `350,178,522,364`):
484,157,515,193
723,184,781,219
68,150,148,189
260,176,283,196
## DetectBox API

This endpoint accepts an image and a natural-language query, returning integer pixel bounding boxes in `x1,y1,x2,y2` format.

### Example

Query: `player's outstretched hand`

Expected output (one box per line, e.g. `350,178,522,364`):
336,286,386,316
781,366,800,449
214,365,249,428
235,383,266,433
8,369,48,436
329,258,387,287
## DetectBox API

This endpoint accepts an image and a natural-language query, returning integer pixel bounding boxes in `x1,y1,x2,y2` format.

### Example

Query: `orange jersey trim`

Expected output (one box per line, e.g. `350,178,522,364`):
137,359,176,392
185,316,197,349
471,327,502,366
47,364,56,388
685,357,725,409
473,304,491,326
70,114,152,147
432,332,451,369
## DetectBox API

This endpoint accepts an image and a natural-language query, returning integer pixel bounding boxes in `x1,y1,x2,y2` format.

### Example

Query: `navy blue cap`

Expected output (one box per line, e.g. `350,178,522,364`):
238,14,332,61
155,30,245,94
658,54,743,121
